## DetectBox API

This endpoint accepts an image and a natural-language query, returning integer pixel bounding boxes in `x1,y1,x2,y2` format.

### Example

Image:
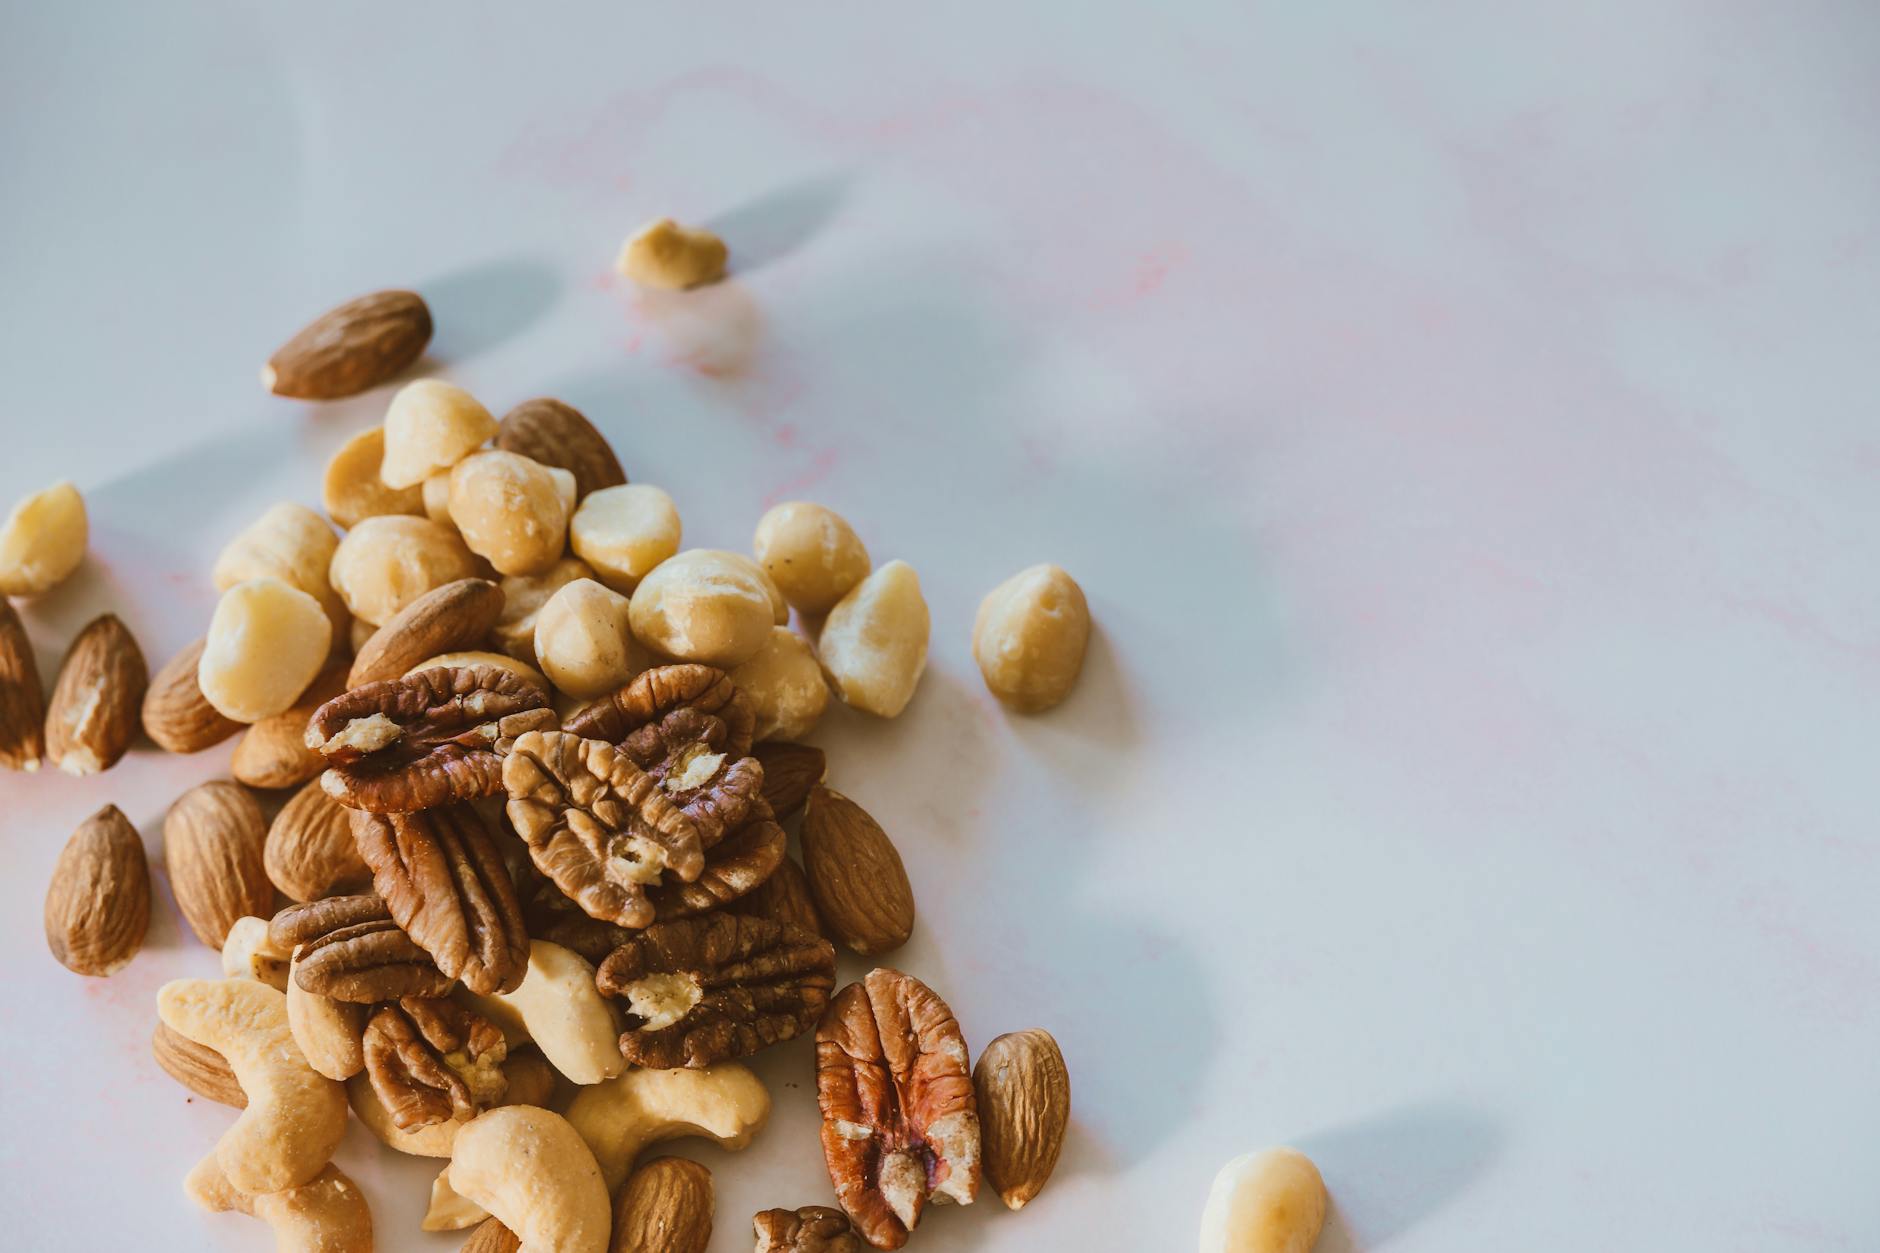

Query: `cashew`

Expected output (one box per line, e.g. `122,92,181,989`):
285,954,365,1081
477,941,624,1084
221,915,292,990
448,1106,612,1253
157,978,347,1193
423,1169,489,1231
185,1154,372,1253
1197,1148,1327,1253
349,1048,556,1157
564,1060,770,1192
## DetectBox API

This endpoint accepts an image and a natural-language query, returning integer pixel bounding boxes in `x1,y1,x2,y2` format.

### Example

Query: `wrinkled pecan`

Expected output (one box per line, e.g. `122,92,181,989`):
754,1206,864,1252
593,912,835,1069
277,894,454,1004
733,856,825,940
309,666,556,813
816,970,981,1249
648,809,785,921
352,803,529,995
269,893,390,951
363,996,508,1130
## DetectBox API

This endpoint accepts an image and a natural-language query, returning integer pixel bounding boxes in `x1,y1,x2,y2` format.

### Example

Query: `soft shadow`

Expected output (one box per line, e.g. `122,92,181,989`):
421,255,562,361
1295,1101,1503,1244
709,172,851,274
631,281,766,380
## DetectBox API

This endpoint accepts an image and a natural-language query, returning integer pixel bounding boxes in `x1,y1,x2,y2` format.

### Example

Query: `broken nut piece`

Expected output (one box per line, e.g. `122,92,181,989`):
617,219,728,290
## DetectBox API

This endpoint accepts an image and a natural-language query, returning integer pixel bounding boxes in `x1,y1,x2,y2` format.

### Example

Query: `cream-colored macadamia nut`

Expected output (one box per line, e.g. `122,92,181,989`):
214,502,348,636
730,627,828,742
568,484,681,593
714,549,788,625
818,559,928,718
421,471,453,524
199,578,333,723
628,549,774,668
616,219,728,290
534,579,641,700
380,379,496,489
972,563,1090,713
448,450,573,577
494,557,593,662
322,426,424,529
753,501,871,615
1198,1148,1327,1253
328,515,479,626
0,480,87,597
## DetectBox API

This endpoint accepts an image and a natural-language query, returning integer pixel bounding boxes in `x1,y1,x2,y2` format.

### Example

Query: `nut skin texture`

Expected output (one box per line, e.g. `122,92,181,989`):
153,1020,247,1107
463,1218,523,1253
534,578,642,699
733,855,825,940
562,663,755,766
618,219,729,290
449,1106,613,1253
1197,1148,1328,1253
817,560,929,719
611,1156,713,1253
364,996,509,1130
186,1155,374,1253
280,894,457,1004
570,484,681,593
753,1206,864,1253
143,636,243,755
972,564,1091,713
199,577,334,723
497,398,627,501
265,778,374,902
800,786,914,957
329,514,481,627
164,780,273,948
43,612,146,775
974,1029,1071,1210
233,658,347,790
45,804,150,976
0,480,87,597
213,501,349,639
753,502,872,616
409,650,549,692
381,379,499,489
0,599,47,770
495,557,594,662
264,288,432,399
647,810,786,921
750,742,825,819
323,425,427,528
731,627,829,743
349,576,505,687
629,549,775,668
449,450,575,577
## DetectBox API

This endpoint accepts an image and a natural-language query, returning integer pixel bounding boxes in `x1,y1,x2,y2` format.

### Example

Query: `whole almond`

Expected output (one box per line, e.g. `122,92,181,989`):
44,613,147,775
263,289,433,400
231,658,347,790
265,778,372,902
611,1156,712,1253
142,636,242,754
348,577,504,687
975,1028,1071,1210
163,780,272,947
151,1021,246,1107
0,598,46,771
496,397,627,501
800,785,914,956
733,855,824,940
44,804,150,976
751,740,824,819
461,1218,521,1253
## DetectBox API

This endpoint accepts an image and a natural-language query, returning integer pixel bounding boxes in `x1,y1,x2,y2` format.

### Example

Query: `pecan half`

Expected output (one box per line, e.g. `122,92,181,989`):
276,894,454,1004
816,970,981,1249
594,912,835,1069
309,666,556,813
352,803,529,995
647,809,785,921
754,1206,864,1253
362,996,508,1130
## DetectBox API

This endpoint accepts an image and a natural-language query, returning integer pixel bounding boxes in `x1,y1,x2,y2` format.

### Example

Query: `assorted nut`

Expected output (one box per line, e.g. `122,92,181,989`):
754,1206,864,1252
348,576,504,687
570,483,682,593
0,598,47,770
231,658,348,790
973,563,1090,712
612,1155,714,1253
198,577,333,723
629,548,774,667
322,425,427,528
329,514,480,626
533,577,641,698
143,635,242,755
163,780,273,948
801,785,914,957
0,479,87,597
44,804,150,976
754,501,871,616
494,556,593,661
380,379,498,489
817,560,929,718
496,397,627,501
449,449,575,576
1198,1148,1328,1253
264,778,373,902
732,625,828,742
974,1028,1071,1210
43,612,146,775
264,288,432,399
213,501,349,637
617,218,729,290
447,1106,613,1253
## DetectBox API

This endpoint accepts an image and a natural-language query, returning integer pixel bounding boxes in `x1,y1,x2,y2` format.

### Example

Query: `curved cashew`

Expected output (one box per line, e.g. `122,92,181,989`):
482,941,624,1085
221,916,292,990
185,1153,372,1253
448,1106,611,1253
422,1168,489,1231
350,1048,556,1157
157,978,347,1193
564,1060,770,1192
286,955,366,1081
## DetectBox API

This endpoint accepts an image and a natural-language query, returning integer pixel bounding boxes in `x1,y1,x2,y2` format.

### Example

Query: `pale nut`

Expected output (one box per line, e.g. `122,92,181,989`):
425,1169,494,1232
712,549,789,625
185,1154,373,1253
616,219,728,290
408,650,550,693
44,804,150,977
817,559,927,718
534,578,643,700
199,577,333,722
0,480,87,597
564,1060,771,1193
43,612,147,775
611,1156,713,1253
287,953,368,1082
213,502,350,638
449,450,574,576
234,659,347,791
1198,1148,1328,1253
424,471,455,524
349,1049,555,1157
729,627,828,742
163,780,273,948
973,564,1090,713
975,1028,1071,1210
494,557,594,663
381,379,499,489
448,1106,612,1253
753,501,871,616
221,915,293,990
328,514,480,627
472,940,625,1086
322,425,426,528
569,484,681,593
628,549,774,668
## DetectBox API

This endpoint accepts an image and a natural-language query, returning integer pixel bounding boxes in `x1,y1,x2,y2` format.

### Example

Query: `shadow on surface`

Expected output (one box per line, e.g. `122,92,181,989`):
422,254,562,361
1296,1100,1503,1245
710,171,851,274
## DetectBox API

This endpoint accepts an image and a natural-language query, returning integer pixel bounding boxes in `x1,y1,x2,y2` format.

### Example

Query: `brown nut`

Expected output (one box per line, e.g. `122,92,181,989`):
750,742,824,819
45,803,150,976
753,502,871,616
143,636,242,755
265,778,373,902
164,781,272,948
43,612,146,775
733,855,824,940
753,1206,864,1252
0,599,47,771
617,219,728,290
612,1156,713,1253
629,550,774,668
0,480,87,597
364,996,509,1130
231,658,348,790
381,379,499,489
323,425,428,528
462,1217,522,1253
449,450,575,577
493,557,594,663
153,1020,247,1107
569,485,681,593
280,894,456,1004
264,289,432,399
349,577,505,687
647,810,785,921
974,1029,1070,1210
563,663,755,768
730,627,828,743
800,786,914,957
329,514,482,628
973,564,1091,713
496,398,627,501
817,560,928,718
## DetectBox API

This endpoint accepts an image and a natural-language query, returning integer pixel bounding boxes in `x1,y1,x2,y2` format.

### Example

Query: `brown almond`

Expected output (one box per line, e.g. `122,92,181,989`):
163,780,272,947
751,741,825,819
44,804,150,976
348,577,504,687
43,613,147,775
151,1021,246,1107
496,397,627,501
231,658,348,789
264,289,432,400
0,598,46,771
461,1218,521,1253
733,855,824,940
142,636,242,754
800,785,914,956
975,1028,1071,1210
265,778,372,902
611,1156,713,1253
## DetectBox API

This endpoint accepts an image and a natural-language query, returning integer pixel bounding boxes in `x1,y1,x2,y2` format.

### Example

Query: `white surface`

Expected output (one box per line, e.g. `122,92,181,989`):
3,3,1878,1249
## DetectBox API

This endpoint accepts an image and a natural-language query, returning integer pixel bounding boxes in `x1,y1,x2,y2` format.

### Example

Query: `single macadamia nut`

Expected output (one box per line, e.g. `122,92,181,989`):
322,426,424,529
199,578,333,722
972,564,1090,712
448,450,573,577
328,515,479,626
628,549,774,668
214,502,348,636
568,484,681,593
730,627,829,742
616,219,728,290
496,557,595,662
380,379,497,489
714,549,788,625
535,578,642,699
421,472,453,524
0,480,88,596
818,559,929,718
753,501,871,615
1198,1148,1327,1253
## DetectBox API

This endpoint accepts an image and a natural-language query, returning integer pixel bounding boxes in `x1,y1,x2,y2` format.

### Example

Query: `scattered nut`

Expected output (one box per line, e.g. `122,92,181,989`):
533,578,642,699
448,1106,613,1253
265,778,372,902
233,658,347,790
975,1028,1070,1210
801,785,914,956
143,636,242,755
322,424,427,528
494,557,594,662
0,599,47,771
221,915,293,990
213,501,349,637
381,379,499,489
44,803,149,976
478,940,626,1086
287,952,368,1082
185,1154,374,1253
0,480,87,597
348,576,504,687
753,1206,864,1252
629,549,775,668
152,1020,246,1107
496,397,627,501
750,741,825,819
731,627,828,742
569,484,681,593
617,219,728,290
564,1059,771,1192
1198,1148,1328,1253
754,501,871,616
612,1156,713,1253
43,612,146,775
328,514,481,627
163,780,272,948
973,563,1090,712
199,578,333,723
817,560,928,718
448,450,575,576
264,288,431,399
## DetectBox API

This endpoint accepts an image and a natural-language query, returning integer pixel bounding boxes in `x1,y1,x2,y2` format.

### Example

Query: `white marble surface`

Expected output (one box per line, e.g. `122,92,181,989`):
3,3,1877,1249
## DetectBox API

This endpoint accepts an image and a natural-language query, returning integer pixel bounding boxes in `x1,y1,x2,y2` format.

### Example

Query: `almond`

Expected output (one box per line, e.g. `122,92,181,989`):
151,1021,245,1107
142,636,242,754
610,1156,713,1253
44,613,147,775
44,804,150,976
496,397,627,501
230,658,347,790
975,1028,1071,1210
348,577,504,687
733,855,824,940
800,785,914,956
265,778,372,902
263,289,432,399
751,741,825,818
461,1218,521,1253
163,780,272,947
0,598,46,771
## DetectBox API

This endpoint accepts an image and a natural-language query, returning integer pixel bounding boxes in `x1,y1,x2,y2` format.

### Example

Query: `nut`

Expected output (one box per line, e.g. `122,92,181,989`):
449,450,575,576
973,564,1090,712
282,893,456,1003
349,576,505,687
750,741,825,819
232,658,348,790
733,854,824,939
287,952,368,1081
0,480,87,597
612,1156,713,1253
328,514,481,627
322,424,427,528
221,915,293,989
646,808,786,921
463,1218,522,1252
265,778,373,902
816,969,980,1248
448,1106,613,1253
753,1207,864,1252
185,1156,374,1253
152,1020,246,1107
562,662,755,768
382,379,499,489
409,650,549,692
800,786,914,956
0,599,47,770
617,219,728,290
569,484,681,593
817,560,928,718
199,577,334,723
718,549,789,624
264,288,432,399
350,1047,554,1157
974,1029,1070,1210
494,557,594,662
629,549,774,668
477,939,625,1085
564,1059,770,1192
730,627,828,742
753,501,871,616
534,577,642,699
496,398,627,501
213,501,349,638
43,612,146,775
424,471,456,524
44,803,149,976
364,996,509,1130
163,780,272,947
143,636,242,755
1198,1148,1328,1253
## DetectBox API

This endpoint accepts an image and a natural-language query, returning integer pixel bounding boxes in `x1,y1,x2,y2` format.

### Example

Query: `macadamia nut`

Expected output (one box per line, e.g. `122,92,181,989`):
534,578,642,700
730,627,828,742
380,379,496,489
328,515,479,626
214,502,348,637
628,549,774,667
568,484,681,593
448,450,573,577
1198,1148,1327,1253
972,563,1090,712
495,557,595,662
322,426,424,529
753,501,871,615
421,472,453,524
0,480,88,597
817,559,928,718
199,578,333,723
616,219,728,290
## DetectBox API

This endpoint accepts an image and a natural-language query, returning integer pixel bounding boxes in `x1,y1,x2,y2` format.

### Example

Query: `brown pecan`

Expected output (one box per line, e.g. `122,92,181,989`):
816,969,981,1249
593,912,834,1069
754,1206,864,1253
363,996,508,1130
648,810,785,921
309,665,556,813
352,803,529,995
277,895,455,1004
733,856,824,940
